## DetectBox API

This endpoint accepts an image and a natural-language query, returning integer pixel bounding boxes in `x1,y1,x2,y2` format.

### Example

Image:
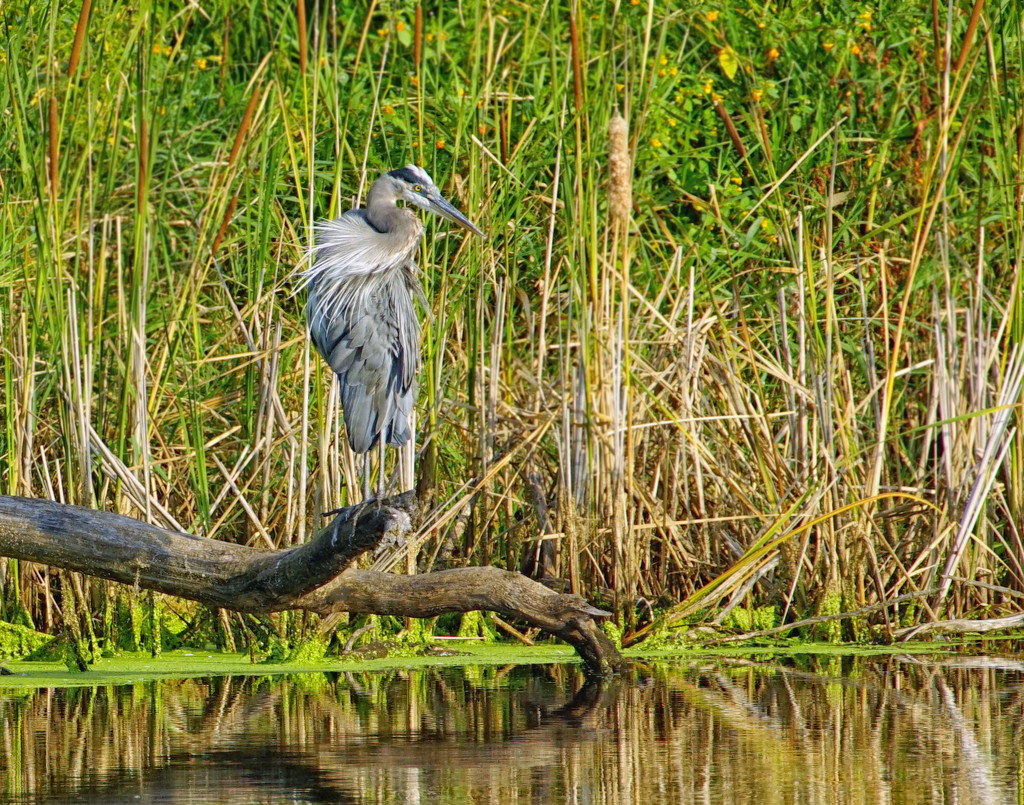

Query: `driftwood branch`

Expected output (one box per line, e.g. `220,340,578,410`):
893,611,1024,640
0,495,625,676
299,567,622,675
0,494,414,610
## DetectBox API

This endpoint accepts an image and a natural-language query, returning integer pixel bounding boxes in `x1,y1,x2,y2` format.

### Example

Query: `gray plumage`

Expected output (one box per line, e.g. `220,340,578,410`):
300,165,483,495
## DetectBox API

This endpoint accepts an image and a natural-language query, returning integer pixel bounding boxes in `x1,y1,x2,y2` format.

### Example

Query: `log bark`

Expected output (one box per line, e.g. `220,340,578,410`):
299,567,623,676
0,494,415,610
0,495,626,676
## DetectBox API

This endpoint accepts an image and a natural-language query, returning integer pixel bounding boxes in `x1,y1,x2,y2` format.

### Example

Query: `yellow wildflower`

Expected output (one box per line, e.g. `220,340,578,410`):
851,44,861,56
706,10,719,22
194,57,207,70
436,139,445,149
751,88,763,102
384,104,395,114
767,47,779,60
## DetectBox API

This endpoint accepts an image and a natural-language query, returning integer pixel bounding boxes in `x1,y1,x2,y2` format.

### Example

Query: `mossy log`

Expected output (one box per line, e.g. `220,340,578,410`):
0,494,625,676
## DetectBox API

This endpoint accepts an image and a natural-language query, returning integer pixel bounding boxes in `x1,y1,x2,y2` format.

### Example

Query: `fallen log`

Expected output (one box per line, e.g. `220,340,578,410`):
0,495,626,676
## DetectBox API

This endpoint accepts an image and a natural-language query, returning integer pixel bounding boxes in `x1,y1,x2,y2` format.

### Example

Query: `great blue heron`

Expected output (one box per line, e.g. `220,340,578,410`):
301,165,484,500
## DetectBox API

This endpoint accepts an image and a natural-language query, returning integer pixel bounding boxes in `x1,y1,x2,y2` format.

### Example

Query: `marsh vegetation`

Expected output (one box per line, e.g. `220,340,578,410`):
1,1,1022,653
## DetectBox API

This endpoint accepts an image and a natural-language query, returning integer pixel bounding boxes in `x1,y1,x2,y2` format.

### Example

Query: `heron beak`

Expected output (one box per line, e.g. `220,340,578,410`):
429,194,486,238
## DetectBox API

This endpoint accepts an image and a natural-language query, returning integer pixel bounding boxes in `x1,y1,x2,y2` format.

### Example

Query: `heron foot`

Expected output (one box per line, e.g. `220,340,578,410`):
320,497,380,521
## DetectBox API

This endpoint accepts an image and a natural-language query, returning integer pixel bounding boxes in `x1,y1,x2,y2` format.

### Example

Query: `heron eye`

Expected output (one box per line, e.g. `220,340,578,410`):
413,184,423,193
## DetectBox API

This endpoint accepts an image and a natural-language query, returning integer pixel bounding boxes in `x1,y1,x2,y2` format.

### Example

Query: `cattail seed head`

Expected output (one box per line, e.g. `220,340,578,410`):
608,111,632,228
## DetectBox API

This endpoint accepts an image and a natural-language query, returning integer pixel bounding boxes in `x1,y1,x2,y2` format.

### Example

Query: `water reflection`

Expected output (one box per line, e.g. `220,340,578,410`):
1,654,1022,804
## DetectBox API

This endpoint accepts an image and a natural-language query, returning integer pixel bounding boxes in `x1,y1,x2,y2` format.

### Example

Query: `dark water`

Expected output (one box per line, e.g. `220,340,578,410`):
1,654,1023,804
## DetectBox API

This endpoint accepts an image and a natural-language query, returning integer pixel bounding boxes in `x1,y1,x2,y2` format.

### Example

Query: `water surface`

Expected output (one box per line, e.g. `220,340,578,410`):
1,654,1021,804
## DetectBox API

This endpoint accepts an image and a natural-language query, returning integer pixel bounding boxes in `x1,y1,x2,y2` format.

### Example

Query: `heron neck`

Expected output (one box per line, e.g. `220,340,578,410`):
367,204,422,255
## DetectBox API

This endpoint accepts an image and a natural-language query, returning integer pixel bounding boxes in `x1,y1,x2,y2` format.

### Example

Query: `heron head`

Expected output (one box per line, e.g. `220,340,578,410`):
387,165,485,238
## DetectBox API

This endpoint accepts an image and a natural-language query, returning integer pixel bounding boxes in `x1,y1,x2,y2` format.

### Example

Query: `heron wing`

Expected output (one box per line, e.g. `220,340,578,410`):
308,268,420,453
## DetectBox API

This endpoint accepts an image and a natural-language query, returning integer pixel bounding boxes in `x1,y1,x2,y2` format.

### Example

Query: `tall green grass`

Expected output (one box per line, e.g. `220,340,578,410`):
1,0,1022,647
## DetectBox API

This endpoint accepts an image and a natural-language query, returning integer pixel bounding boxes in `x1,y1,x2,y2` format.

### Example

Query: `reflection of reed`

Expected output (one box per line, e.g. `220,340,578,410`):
0,659,1020,804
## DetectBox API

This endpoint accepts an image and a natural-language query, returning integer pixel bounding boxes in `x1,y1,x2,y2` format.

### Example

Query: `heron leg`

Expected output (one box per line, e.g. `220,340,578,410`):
376,437,386,502
361,453,371,501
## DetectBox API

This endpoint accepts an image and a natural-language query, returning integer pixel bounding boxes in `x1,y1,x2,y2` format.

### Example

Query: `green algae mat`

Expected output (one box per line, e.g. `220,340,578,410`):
0,643,580,689
4,636,1020,689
